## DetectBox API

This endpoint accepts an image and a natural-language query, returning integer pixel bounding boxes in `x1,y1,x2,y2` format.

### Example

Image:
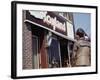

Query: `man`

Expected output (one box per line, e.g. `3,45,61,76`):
72,28,91,67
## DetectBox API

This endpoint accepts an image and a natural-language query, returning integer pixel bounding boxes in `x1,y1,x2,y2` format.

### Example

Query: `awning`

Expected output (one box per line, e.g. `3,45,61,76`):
24,19,75,42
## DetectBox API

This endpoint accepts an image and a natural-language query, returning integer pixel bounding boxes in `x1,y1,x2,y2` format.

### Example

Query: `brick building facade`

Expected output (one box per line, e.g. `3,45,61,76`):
22,10,75,69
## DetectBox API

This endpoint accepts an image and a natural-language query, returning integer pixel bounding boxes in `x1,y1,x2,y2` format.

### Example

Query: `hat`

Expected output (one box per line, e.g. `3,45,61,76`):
76,28,85,37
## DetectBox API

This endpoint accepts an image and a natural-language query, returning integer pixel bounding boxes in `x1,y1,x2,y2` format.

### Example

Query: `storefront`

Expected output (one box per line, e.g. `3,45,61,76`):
22,10,75,69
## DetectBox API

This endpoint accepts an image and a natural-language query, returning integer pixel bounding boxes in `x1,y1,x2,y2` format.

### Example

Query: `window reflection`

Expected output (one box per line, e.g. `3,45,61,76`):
48,38,61,68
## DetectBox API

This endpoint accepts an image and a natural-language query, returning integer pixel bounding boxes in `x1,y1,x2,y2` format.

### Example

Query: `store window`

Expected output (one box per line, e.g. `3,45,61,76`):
48,37,61,68
32,35,39,69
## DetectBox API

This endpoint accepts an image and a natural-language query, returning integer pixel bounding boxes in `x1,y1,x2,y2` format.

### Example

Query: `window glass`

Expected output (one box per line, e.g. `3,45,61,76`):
48,38,61,68
32,35,39,69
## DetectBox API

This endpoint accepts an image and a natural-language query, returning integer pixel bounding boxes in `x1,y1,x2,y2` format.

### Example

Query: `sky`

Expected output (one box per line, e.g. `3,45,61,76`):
73,13,91,37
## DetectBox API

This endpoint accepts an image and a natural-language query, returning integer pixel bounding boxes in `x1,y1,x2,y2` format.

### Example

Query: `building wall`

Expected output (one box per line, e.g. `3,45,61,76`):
22,11,75,69
22,11,33,69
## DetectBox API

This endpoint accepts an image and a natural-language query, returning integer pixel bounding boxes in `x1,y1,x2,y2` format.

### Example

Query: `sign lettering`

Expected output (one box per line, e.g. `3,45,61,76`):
43,15,66,31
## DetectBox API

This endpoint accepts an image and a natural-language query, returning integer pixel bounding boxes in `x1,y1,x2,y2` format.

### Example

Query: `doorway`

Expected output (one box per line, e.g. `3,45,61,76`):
60,40,69,67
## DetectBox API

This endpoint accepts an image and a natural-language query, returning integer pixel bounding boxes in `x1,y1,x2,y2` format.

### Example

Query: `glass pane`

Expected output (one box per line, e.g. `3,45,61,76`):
32,36,38,69
48,38,61,68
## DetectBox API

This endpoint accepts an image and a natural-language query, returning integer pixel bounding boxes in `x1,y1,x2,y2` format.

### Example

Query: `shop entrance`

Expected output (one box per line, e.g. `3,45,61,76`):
60,40,69,67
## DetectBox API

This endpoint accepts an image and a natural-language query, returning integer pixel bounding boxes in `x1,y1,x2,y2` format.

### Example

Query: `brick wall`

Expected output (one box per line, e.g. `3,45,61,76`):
22,11,33,69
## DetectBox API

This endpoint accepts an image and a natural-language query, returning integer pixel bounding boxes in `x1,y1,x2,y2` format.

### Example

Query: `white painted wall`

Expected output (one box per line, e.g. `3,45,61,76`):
0,0,99,80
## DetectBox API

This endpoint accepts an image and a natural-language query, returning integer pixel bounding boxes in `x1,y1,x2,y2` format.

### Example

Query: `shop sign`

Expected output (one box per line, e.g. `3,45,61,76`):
28,11,67,36
43,14,66,32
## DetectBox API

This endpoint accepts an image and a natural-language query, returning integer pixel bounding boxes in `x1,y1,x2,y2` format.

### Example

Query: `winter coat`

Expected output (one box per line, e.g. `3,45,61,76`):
72,38,91,67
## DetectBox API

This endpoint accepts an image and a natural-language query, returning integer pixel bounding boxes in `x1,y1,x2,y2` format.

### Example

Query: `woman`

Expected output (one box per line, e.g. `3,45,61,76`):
72,28,91,67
